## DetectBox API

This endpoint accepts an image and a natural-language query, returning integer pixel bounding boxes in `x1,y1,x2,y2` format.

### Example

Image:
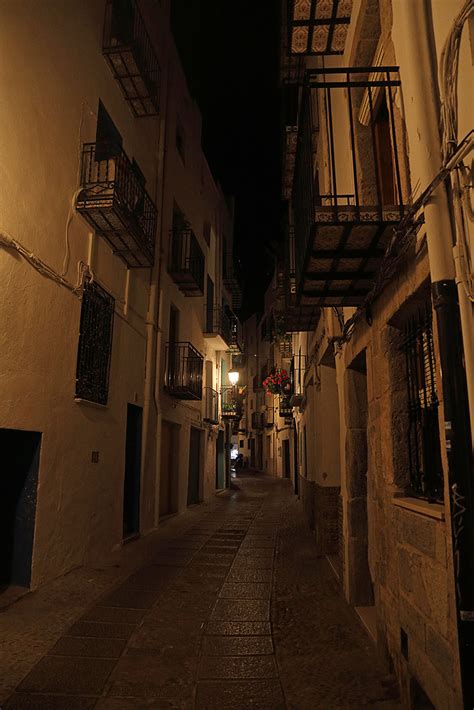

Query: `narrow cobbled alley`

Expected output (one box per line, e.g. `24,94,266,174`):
1,475,400,709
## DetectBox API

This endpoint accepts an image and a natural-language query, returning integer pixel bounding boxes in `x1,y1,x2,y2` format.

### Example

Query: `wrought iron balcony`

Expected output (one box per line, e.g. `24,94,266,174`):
286,0,353,56
273,218,320,332
164,342,203,400
264,407,275,428
168,227,205,296
221,386,243,420
222,252,242,310
251,411,264,430
76,143,157,267
204,305,232,350
228,314,243,353
279,395,293,419
293,67,405,307
103,0,160,117
203,387,219,424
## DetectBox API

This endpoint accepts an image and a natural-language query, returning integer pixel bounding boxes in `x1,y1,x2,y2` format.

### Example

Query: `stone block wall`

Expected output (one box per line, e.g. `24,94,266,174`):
299,476,315,531
314,484,340,555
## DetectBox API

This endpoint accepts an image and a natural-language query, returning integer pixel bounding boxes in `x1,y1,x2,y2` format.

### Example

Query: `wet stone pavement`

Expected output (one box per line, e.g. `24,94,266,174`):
3,475,400,709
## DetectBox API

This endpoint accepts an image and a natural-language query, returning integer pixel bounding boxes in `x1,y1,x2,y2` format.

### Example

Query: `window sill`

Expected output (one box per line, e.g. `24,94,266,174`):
392,495,445,521
74,397,109,411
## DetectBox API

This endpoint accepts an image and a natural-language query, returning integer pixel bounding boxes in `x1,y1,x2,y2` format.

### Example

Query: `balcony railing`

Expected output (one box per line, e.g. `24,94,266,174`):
275,225,321,331
221,386,243,420
222,252,242,309
164,342,203,400
204,305,232,347
293,67,405,307
286,0,353,56
264,407,275,428
168,227,205,296
279,395,293,419
229,314,243,353
103,0,160,117
251,411,264,430
76,143,157,267
203,387,219,424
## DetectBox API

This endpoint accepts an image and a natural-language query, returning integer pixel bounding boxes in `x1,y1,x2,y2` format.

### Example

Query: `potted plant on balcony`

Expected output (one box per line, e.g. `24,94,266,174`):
262,368,291,396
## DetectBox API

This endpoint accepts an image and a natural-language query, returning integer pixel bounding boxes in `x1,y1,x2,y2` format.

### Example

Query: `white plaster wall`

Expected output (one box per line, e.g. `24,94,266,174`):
0,0,166,586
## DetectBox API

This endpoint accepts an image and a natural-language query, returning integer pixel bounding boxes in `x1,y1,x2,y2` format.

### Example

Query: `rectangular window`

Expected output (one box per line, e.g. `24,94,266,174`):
403,304,443,501
75,280,115,405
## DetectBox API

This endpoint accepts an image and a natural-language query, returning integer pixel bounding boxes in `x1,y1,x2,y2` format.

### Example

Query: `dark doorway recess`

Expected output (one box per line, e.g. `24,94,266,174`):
0,428,41,589
283,439,291,479
187,427,202,505
293,422,300,495
160,420,179,517
123,404,142,539
216,429,225,490
250,438,256,468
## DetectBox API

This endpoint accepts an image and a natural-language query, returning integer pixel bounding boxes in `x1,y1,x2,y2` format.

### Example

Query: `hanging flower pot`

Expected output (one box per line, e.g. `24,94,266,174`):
262,368,291,396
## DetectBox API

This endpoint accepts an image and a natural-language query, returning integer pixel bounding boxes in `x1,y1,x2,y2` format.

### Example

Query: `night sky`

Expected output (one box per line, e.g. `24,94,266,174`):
170,1,281,319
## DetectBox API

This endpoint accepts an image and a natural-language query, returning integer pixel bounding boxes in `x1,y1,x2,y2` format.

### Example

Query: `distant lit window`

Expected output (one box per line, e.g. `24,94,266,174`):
75,280,115,405
176,119,185,163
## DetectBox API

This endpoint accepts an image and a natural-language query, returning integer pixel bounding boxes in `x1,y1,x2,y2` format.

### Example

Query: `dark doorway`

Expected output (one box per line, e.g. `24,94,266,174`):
0,429,41,589
187,427,202,505
250,438,255,468
123,404,142,539
159,420,179,517
293,421,299,495
257,434,263,470
283,439,291,479
216,429,225,489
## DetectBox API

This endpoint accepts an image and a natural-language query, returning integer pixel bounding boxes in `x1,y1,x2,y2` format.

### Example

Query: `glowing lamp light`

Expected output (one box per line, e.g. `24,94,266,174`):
228,370,239,386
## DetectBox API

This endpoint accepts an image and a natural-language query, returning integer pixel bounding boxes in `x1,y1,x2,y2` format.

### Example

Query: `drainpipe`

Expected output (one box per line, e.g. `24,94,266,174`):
393,2,474,706
142,31,171,531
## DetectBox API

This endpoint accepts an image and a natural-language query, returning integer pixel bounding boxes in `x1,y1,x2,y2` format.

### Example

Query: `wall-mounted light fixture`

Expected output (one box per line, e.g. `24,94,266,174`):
228,370,239,386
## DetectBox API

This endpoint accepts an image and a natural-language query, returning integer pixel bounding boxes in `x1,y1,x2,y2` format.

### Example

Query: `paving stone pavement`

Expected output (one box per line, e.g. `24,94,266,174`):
2,475,401,709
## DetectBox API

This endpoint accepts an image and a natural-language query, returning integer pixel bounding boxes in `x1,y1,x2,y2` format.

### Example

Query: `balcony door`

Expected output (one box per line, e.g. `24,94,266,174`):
167,305,179,388
123,404,142,539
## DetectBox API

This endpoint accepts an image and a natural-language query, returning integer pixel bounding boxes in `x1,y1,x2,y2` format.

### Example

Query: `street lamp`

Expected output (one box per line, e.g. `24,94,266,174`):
228,370,239,386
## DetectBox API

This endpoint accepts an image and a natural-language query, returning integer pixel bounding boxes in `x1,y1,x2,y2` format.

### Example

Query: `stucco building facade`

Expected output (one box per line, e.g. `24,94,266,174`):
244,0,474,706
0,0,241,595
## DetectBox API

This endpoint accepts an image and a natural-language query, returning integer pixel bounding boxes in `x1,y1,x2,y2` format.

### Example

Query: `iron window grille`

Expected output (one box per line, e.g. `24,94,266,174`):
403,305,443,502
168,225,205,296
103,0,160,117
76,142,157,267
75,280,115,405
203,387,219,424
164,342,204,400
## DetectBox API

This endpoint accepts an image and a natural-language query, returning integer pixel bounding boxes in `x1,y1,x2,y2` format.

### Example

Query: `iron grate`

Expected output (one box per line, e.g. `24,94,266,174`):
75,280,115,405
